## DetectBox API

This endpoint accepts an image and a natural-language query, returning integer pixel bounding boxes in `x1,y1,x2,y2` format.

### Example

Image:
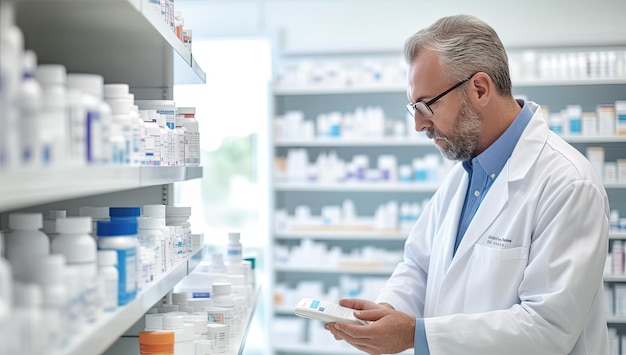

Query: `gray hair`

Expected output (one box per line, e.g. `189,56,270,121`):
404,14,512,97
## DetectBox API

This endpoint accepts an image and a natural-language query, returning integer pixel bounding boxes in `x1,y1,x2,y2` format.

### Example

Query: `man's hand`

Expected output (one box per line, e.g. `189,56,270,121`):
324,299,415,355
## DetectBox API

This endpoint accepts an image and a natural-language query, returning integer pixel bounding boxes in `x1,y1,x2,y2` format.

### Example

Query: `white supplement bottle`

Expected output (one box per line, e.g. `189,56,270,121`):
13,282,45,354
35,64,69,166
42,210,67,238
4,213,50,280
18,50,43,168
22,254,68,351
177,107,200,166
97,250,119,312
166,206,192,260
97,220,139,306
52,216,98,324
142,205,169,273
226,232,242,264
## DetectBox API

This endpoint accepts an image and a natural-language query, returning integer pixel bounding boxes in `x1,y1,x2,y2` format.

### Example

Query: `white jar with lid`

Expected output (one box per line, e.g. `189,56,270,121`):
66,73,111,165
22,254,68,351
177,107,200,166
13,282,45,354
4,213,49,280
97,250,118,312
137,217,164,280
36,65,69,167
166,206,192,259
52,216,98,324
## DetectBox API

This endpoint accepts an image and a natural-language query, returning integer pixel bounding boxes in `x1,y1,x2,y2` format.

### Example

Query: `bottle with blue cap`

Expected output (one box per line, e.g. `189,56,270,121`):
97,219,139,306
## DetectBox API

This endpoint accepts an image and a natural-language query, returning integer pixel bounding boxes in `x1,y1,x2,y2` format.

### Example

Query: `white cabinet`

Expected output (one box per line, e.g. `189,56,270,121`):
0,0,210,353
270,51,626,353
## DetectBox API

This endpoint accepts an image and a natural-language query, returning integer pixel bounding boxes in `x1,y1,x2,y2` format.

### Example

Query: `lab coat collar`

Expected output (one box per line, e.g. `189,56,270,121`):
448,101,547,268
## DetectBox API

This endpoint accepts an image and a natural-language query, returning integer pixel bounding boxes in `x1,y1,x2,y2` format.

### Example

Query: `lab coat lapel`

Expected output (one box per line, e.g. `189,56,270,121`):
439,173,468,273
450,167,510,267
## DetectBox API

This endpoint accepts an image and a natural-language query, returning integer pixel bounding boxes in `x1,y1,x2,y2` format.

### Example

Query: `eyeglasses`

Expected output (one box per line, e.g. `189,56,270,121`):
406,72,477,118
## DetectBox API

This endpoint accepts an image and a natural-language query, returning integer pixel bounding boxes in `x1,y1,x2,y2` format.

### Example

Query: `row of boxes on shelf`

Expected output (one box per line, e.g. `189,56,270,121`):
275,150,454,185
138,237,257,355
0,3,200,171
275,199,430,233
586,148,626,184
546,103,626,137
274,239,403,270
0,204,196,355
145,0,193,51
274,108,417,141
274,49,626,89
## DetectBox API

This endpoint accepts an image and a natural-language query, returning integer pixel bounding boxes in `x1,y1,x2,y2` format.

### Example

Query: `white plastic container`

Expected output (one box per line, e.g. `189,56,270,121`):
4,213,50,279
162,314,187,355
205,323,228,353
226,232,242,264
18,50,43,168
174,116,187,166
143,204,171,272
97,250,118,312
67,73,112,165
97,220,138,306
13,282,45,354
166,206,192,260
138,217,164,280
177,107,200,166
0,1,24,169
136,100,176,166
35,64,69,166
52,216,98,324
21,254,68,351
140,110,162,166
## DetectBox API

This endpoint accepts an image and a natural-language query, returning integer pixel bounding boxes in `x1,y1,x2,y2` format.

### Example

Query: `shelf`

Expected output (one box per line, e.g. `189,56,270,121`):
604,275,626,282
274,343,413,354
273,83,406,95
0,166,203,213
562,136,626,143
274,265,395,275
513,78,626,87
15,0,206,89
274,137,433,147
610,232,626,240
55,246,205,355
273,78,626,95
273,182,439,192
604,183,626,189
607,317,626,324
274,230,407,241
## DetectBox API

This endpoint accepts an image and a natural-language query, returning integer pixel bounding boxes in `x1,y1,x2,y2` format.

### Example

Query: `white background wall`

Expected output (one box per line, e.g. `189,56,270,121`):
177,0,626,53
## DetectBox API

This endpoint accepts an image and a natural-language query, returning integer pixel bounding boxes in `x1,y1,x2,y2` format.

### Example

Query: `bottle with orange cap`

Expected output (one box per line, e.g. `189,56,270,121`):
139,330,175,355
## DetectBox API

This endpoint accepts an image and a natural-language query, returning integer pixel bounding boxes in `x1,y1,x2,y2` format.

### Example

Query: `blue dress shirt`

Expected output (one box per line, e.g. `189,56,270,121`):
414,99,533,355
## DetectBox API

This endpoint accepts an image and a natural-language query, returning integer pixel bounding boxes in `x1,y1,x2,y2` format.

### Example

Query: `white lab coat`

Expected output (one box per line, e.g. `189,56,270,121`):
377,102,610,355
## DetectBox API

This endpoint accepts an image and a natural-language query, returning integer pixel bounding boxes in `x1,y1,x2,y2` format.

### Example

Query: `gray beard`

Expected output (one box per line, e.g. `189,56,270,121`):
427,96,482,161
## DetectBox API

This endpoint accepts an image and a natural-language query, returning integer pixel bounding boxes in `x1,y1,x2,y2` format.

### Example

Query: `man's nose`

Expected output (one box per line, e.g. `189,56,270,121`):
414,113,433,132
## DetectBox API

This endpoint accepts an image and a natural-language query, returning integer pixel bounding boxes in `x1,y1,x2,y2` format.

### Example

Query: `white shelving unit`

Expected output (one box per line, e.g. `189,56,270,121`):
2,0,246,353
55,246,204,355
271,51,626,353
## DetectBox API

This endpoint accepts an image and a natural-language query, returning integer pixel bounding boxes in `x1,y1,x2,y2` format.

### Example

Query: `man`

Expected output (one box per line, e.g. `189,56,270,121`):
325,14,610,355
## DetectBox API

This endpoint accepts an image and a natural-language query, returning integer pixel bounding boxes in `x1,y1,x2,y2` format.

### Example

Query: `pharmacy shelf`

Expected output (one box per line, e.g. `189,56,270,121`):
610,232,626,240
604,275,626,282
604,183,626,189
274,343,413,354
606,317,626,324
273,78,626,95
235,286,262,355
275,230,407,241
274,264,395,275
513,78,626,87
563,136,626,143
15,0,206,87
273,83,406,95
274,137,433,147
54,245,205,355
0,166,203,213
273,182,439,192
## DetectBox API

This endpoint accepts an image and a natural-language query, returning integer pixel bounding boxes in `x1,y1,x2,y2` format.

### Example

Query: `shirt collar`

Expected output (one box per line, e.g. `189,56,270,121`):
463,99,533,177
